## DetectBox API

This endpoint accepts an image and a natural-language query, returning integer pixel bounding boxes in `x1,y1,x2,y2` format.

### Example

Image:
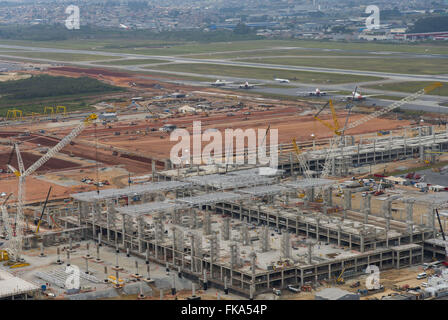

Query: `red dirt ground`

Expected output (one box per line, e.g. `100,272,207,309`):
0,151,81,173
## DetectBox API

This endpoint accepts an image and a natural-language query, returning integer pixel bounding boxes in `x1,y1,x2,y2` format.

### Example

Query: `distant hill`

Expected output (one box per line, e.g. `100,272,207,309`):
409,16,448,33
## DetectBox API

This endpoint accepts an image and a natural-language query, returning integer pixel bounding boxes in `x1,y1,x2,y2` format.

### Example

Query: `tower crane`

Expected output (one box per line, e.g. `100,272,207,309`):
313,99,352,178
5,114,97,266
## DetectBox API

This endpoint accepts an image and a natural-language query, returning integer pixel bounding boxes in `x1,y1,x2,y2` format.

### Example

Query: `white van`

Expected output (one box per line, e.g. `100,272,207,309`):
417,272,427,280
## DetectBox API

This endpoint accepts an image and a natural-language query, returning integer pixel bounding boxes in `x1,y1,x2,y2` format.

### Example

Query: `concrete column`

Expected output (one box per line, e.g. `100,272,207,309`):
343,190,352,210
324,187,333,207
360,232,365,253
121,214,126,246
406,201,414,224
363,194,371,224
337,225,341,247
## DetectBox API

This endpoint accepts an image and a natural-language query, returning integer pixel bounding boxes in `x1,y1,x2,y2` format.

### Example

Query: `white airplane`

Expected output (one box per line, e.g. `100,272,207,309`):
299,88,338,97
119,24,130,30
274,78,290,83
211,79,233,87
237,81,262,89
345,90,380,101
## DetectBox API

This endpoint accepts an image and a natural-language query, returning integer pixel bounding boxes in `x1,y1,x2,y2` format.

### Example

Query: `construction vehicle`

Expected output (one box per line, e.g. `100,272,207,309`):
394,284,410,291
435,208,448,267
0,250,9,261
272,288,282,296
287,284,301,293
301,284,312,292
357,285,385,296
377,130,390,136
336,268,345,284
108,275,124,287
142,102,160,122
374,180,384,196
5,114,97,266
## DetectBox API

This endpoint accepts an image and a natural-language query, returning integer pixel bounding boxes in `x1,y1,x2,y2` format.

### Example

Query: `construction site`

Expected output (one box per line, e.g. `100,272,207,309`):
1,64,448,301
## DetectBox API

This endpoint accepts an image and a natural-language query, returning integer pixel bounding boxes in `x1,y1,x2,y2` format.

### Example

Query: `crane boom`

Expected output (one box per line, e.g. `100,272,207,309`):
15,143,24,175
313,100,342,136
23,114,97,177
7,114,97,263
292,138,312,181
320,139,336,178
346,82,442,131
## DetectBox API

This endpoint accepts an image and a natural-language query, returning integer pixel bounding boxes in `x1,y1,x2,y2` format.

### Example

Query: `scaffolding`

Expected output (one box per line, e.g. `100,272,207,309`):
176,192,245,206
185,173,275,189
116,201,184,217
282,178,335,189
71,181,191,202
238,185,287,197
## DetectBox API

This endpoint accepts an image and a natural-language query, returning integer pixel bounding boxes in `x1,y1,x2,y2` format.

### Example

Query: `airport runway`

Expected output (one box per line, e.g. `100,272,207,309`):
1,44,448,82
0,43,446,114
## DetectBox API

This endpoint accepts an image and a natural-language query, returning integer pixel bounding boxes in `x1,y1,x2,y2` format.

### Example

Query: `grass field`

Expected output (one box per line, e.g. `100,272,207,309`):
148,63,384,84
97,58,170,65
366,81,448,96
0,51,121,62
187,49,369,59
0,74,125,116
236,57,448,75
2,38,448,56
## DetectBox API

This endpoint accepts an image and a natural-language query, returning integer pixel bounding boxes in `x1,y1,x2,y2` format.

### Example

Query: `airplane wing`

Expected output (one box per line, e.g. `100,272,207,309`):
361,94,382,98
297,91,313,95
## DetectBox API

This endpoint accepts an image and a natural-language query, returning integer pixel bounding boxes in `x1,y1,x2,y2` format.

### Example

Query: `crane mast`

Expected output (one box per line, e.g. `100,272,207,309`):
292,138,312,181
6,114,97,263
